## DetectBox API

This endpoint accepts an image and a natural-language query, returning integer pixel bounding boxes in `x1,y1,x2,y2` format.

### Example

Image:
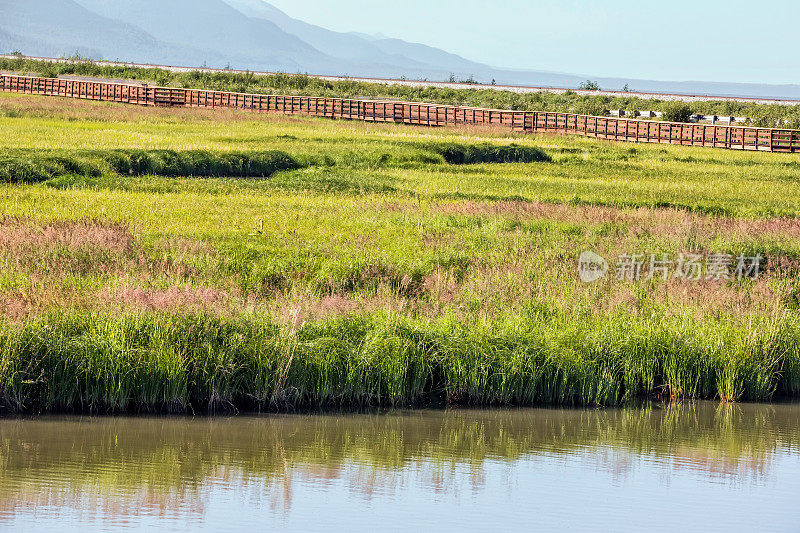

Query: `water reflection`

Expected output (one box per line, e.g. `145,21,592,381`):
1,403,799,531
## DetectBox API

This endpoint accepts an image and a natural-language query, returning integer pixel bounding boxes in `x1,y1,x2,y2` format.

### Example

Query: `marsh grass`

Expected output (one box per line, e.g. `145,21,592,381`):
2,92,799,217
0,94,799,412
1,311,799,413
0,143,552,185
415,142,551,164
0,149,301,183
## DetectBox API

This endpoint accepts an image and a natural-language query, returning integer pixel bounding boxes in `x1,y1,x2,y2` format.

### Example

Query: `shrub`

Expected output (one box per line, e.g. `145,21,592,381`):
662,102,693,123
574,98,609,117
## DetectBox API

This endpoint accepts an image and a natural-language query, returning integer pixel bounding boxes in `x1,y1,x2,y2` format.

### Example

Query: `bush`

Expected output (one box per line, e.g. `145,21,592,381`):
662,102,693,123
574,98,609,117
37,65,59,79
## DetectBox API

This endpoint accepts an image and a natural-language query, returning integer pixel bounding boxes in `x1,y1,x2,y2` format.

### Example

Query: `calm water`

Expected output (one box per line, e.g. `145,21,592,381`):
1,404,799,532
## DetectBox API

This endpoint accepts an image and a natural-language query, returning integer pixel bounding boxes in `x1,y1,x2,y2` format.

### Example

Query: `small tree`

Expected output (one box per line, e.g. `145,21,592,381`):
662,102,693,123
579,80,600,91
789,108,800,129
38,65,59,79
575,98,608,116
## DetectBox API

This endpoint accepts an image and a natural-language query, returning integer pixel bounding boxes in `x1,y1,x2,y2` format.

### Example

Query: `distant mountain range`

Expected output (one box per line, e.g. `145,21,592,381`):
1,0,798,99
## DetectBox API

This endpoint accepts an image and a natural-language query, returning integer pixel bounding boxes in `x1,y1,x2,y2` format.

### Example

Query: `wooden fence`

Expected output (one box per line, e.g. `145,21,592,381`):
2,74,799,153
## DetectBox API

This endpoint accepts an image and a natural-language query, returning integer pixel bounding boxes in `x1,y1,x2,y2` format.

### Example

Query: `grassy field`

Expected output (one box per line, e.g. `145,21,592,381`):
1,91,800,413
3,56,800,127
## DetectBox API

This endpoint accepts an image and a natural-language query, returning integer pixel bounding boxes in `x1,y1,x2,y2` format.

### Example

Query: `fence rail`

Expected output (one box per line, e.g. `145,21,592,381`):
2,74,799,153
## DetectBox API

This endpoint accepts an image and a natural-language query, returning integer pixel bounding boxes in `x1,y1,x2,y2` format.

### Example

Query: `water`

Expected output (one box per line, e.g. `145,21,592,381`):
1,403,799,532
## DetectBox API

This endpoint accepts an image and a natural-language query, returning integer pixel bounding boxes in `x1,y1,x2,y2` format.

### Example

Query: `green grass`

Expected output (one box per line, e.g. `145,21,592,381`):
2,310,798,413
1,92,800,412
0,149,302,183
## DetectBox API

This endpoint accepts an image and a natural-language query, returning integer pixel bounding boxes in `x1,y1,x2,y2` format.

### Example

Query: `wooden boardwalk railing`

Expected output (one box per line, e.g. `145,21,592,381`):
2,74,799,153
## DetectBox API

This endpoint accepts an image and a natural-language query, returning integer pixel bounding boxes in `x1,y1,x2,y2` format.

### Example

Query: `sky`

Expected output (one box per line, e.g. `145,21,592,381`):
266,0,798,85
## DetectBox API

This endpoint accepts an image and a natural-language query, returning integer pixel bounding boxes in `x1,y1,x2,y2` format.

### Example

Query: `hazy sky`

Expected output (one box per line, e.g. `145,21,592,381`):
266,0,797,85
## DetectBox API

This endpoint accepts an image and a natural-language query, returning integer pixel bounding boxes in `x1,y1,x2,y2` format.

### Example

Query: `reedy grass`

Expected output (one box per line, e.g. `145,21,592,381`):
1,310,799,414
0,149,300,183
0,143,548,184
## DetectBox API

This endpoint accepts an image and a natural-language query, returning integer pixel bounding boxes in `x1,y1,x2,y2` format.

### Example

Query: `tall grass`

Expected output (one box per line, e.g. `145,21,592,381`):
1,311,798,414
419,142,551,164
0,143,550,184
0,149,300,183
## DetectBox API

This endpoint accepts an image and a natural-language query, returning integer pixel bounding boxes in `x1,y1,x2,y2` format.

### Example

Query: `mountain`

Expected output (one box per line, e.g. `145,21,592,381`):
73,0,330,71
2,0,798,99
370,38,485,72
0,0,225,66
192,0,800,98
218,0,383,63
219,0,473,72
0,26,104,61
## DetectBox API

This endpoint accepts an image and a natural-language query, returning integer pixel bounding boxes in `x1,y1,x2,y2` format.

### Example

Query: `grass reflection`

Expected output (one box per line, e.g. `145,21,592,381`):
0,403,798,520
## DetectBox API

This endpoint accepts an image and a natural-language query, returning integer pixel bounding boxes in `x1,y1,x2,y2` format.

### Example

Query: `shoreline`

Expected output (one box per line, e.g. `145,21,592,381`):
3,54,799,106
5,399,800,419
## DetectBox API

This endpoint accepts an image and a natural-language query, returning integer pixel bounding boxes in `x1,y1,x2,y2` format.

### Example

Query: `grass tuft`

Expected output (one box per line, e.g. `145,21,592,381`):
417,142,552,164
0,149,301,183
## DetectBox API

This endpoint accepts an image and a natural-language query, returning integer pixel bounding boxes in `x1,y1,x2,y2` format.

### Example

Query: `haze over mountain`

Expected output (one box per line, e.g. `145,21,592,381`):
1,0,798,99
221,0,482,74
72,0,330,72
0,0,230,67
